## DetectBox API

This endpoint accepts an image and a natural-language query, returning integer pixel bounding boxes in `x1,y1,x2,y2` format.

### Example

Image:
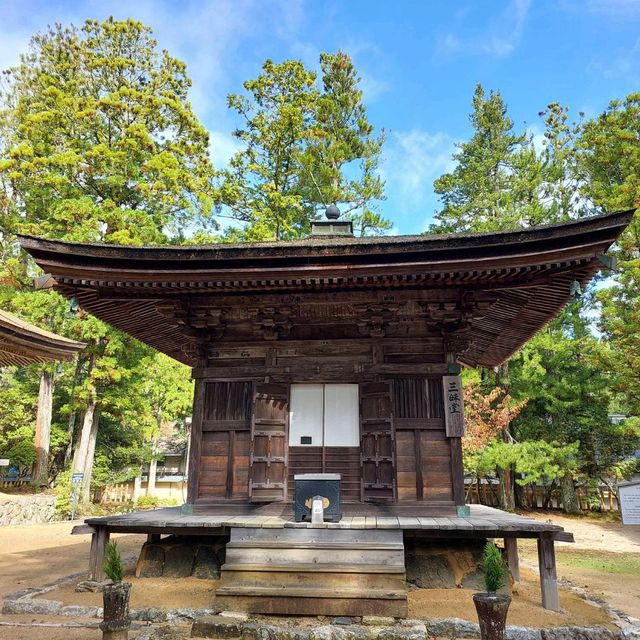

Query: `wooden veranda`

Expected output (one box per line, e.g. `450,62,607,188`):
81,503,570,614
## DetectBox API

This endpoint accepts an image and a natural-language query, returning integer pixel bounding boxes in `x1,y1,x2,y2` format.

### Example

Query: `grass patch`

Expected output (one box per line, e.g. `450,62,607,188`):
556,549,640,574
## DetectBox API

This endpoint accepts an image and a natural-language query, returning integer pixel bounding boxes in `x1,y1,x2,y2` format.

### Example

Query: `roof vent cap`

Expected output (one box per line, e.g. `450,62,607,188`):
325,204,340,220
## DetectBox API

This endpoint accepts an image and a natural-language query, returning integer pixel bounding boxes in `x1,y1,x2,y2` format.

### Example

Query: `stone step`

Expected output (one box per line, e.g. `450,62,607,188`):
215,585,407,599
216,527,407,617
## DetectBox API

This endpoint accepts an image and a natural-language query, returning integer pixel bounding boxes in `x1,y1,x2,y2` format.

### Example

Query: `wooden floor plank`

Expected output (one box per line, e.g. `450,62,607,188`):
82,503,569,538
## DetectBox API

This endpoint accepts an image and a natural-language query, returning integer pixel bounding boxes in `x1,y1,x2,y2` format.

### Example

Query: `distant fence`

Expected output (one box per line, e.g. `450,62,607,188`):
466,481,619,512
1,479,29,488
100,480,187,505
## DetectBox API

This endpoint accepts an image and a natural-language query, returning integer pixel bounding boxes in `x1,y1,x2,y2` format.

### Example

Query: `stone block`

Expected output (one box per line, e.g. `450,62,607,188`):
219,611,249,621
541,628,615,640
194,546,221,580
506,627,542,640
137,543,166,578
192,617,242,639
331,626,371,640
309,626,334,640
333,618,355,626
60,604,102,617
378,626,427,640
363,617,395,627
424,617,480,638
164,545,195,578
405,553,456,588
130,607,169,622
2,597,63,615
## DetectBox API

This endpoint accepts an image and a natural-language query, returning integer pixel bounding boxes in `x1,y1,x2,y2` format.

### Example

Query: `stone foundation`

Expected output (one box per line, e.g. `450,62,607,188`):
136,535,228,579
0,493,56,525
404,538,496,590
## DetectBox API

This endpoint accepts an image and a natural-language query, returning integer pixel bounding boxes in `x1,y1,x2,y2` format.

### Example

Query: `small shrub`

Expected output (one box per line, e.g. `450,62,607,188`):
132,495,179,511
103,540,124,582
53,470,73,518
482,541,507,593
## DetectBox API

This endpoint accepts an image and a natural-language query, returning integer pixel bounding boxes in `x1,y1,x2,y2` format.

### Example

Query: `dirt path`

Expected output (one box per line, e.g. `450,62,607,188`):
520,511,640,620
0,520,146,599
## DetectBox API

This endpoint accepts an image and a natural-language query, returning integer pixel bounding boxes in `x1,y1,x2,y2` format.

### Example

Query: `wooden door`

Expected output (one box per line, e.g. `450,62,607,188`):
249,383,289,502
360,381,395,502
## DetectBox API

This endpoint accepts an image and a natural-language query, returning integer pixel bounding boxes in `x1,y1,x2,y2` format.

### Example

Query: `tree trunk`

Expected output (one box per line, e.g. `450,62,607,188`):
497,467,515,511
146,457,158,497
32,370,54,487
561,473,581,514
64,410,77,468
64,355,85,467
133,470,142,501
81,406,100,505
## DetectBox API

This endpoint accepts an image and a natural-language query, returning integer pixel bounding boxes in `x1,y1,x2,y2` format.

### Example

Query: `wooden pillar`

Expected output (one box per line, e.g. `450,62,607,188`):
89,526,110,581
537,534,559,611
450,438,465,505
186,377,206,505
504,537,520,581
444,343,466,509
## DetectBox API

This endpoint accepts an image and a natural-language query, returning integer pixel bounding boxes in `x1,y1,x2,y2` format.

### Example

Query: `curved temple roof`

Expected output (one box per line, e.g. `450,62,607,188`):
19,210,634,368
0,309,85,367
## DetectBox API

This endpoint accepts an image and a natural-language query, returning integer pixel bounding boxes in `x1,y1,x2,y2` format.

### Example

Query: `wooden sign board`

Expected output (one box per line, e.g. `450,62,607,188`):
0,459,9,466
443,375,465,437
619,481,640,525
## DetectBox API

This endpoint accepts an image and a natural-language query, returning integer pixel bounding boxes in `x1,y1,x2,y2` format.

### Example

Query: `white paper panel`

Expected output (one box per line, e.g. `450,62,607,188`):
324,384,359,447
289,384,323,446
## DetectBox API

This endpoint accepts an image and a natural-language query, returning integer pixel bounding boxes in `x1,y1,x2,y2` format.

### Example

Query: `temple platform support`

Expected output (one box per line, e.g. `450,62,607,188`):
537,533,560,611
504,536,520,582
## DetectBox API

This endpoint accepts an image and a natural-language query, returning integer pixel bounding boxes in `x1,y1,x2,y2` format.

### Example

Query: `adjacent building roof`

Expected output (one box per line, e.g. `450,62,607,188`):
0,309,85,367
19,209,634,368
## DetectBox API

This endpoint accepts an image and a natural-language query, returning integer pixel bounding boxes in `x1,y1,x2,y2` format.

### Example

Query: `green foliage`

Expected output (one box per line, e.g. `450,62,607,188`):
4,440,36,478
431,84,545,233
132,495,178,511
297,51,387,236
54,469,73,518
577,93,640,213
0,17,200,499
0,17,216,244
482,541,507,593
218,52,388,240
103,540,124,583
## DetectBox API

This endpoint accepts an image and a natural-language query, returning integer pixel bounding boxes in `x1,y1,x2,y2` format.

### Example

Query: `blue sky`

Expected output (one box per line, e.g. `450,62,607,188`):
1,0,639,234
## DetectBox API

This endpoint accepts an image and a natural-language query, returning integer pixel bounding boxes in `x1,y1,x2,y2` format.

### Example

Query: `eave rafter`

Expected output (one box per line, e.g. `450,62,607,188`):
18,210,635,368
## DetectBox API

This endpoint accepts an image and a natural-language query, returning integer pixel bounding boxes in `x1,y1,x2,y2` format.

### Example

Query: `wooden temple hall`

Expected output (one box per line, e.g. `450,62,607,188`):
20,209,634,617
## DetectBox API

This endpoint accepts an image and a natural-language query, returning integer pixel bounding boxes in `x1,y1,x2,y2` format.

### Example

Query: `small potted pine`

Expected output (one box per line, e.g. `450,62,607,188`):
100,541,132,640
473,541,511,640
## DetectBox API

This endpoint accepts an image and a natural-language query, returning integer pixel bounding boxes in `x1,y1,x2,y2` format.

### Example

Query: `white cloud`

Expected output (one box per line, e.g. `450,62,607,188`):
382,129,457,230
209,130,243,169
527,123,546,154
438,0,531,58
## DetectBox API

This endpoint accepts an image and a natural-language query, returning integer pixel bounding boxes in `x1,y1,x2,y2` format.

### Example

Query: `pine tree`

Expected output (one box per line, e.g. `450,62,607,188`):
431,83,544,233
297,51,387,236
218,53,388,240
